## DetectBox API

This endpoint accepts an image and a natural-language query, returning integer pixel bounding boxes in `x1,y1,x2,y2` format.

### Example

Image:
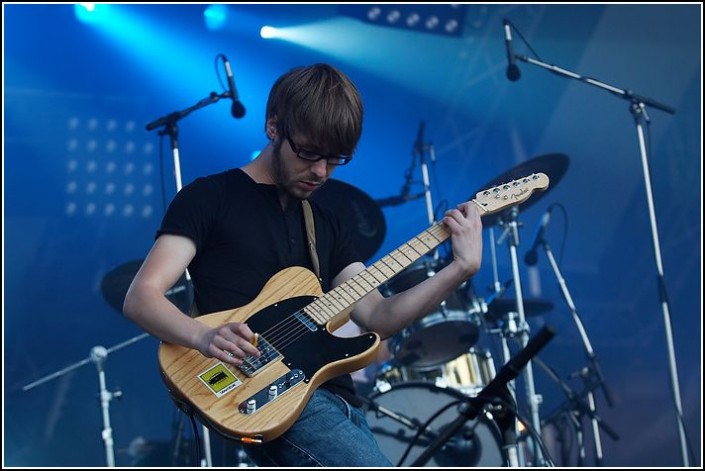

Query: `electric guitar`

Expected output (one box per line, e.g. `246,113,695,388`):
158,172,549,443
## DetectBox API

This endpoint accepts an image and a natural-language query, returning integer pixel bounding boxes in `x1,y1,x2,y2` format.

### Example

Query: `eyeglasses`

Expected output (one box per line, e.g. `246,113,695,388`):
286,135,351,166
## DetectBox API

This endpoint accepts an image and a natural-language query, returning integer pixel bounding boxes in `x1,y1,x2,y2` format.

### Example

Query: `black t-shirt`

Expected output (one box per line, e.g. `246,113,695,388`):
157,168,365,406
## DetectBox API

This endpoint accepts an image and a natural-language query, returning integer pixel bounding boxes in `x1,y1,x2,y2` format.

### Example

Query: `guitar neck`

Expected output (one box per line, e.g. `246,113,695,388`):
302,171,549,325
304,220,452,325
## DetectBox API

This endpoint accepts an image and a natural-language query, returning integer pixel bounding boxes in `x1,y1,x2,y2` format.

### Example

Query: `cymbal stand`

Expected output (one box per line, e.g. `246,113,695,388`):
487,225,514,371
414,120,440,262
489,227,503,294
22,332,150,466
538,235,617,465
496,207,545,466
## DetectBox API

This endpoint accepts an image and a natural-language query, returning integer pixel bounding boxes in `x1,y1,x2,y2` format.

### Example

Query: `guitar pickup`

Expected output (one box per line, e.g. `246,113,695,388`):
237,335,280,378
238,369,305,415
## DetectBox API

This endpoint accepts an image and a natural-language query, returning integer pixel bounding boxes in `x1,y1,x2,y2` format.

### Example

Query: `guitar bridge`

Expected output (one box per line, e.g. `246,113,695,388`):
238,369,305,415
236,335,281,378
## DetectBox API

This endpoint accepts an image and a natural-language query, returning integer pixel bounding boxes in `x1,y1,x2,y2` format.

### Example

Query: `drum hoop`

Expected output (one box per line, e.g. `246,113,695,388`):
366,380,506,465
368,380,466,400
414,309,475,324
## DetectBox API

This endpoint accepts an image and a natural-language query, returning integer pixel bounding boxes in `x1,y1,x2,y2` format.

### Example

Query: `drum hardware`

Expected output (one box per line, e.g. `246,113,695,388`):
363,395,435,439
410,326,556,467
365,382,504,467
485,297,554,324
374,360,451,394
491,205,547,466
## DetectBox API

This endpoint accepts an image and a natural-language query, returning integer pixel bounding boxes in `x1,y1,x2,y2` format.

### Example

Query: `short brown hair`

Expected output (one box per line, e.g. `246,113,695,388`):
266,63,363,158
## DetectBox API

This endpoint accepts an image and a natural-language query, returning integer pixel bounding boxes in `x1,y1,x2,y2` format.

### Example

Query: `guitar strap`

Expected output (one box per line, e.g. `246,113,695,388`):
302,199,321,280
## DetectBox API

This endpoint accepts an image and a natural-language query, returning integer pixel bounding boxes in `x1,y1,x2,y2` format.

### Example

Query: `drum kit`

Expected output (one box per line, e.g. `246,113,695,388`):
338,150,573,467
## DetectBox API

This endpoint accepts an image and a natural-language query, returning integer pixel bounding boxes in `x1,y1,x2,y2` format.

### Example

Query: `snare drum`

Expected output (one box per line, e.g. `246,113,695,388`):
442,348,497,396
384,257,481,370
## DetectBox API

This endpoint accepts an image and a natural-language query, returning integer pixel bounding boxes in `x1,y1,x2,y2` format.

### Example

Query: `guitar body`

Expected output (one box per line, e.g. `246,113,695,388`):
158,266,380,442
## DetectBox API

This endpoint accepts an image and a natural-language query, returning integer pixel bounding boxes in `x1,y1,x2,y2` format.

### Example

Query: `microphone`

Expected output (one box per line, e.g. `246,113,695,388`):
524,206,553,266
485,325,556,398
503,19,521,82
375,192,425,207
223,55,246,118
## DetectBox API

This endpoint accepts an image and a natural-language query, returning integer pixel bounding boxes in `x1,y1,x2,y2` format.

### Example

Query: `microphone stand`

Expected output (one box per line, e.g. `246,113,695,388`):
146,91,229,193
534,357,620,466
512,51,687,466
537,234,617,465
146,92,229,467
22,333,151,467
411,326,556,467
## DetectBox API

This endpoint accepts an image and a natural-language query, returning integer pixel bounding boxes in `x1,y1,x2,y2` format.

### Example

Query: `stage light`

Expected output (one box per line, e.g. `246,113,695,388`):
367,7,381,22
204,4,228,31
445,18,459,34
260,26,276,39
74,3,109,24
425,15,439,31
63,114,157,220
340,5,467,37
386,10,400,25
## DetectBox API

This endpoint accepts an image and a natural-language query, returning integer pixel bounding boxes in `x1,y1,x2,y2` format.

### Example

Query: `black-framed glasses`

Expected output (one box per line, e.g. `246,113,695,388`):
286,135,351,166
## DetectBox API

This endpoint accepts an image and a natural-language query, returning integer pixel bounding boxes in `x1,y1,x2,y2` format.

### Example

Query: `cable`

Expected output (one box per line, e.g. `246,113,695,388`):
504,18,544,62
187,413,202,466
396,399,464,466
490,394,556,467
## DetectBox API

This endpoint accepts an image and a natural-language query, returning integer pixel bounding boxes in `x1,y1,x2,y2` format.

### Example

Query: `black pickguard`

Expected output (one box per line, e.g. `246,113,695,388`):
246,296,375,380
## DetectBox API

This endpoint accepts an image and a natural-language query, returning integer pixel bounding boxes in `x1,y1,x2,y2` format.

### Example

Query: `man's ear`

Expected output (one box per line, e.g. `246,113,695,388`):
266,118,277,140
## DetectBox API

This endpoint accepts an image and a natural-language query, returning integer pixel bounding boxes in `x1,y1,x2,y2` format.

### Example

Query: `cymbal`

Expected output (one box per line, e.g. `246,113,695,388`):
473,153,569,228
101,260,143,313
311,179,386,262
101,260,189,313
484,297,555,322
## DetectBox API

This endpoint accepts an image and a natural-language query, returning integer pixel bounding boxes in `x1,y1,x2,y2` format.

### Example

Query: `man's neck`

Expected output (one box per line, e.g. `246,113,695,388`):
241,149,275,185
241,149,293,210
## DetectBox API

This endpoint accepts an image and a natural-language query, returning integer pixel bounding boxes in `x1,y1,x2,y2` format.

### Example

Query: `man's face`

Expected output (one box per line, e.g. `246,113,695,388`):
272,133,337,200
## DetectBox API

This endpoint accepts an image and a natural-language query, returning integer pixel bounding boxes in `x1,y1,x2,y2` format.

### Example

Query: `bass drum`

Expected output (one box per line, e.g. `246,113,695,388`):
365,382,504,467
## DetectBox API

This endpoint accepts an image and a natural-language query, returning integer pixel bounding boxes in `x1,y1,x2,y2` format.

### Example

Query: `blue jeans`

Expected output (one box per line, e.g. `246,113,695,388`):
244,388,393,467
